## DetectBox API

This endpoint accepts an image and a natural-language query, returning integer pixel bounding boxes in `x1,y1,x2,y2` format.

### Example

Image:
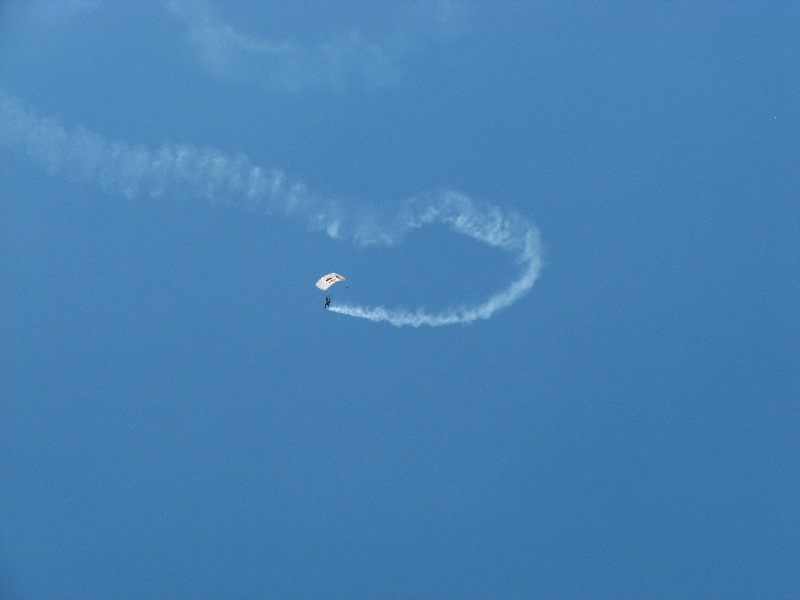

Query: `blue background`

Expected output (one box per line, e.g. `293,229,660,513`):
1,2,798,598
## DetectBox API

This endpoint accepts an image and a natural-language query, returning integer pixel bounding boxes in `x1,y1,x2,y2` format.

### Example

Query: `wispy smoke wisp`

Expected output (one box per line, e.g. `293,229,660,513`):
163,0,470,93
0,90,542,327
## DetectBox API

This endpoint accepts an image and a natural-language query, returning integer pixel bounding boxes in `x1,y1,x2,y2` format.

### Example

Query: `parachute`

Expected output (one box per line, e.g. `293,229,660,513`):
315,273,345,290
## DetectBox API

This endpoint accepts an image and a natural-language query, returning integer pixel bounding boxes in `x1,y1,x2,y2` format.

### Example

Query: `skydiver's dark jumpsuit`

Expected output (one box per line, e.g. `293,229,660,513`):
324,297,330,309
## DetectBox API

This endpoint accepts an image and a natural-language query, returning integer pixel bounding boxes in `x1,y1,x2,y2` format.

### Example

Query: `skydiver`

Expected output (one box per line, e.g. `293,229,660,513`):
324,296,331,309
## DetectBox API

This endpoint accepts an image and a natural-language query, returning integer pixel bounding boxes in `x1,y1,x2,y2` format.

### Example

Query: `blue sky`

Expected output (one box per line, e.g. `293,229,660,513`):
1,1,798,598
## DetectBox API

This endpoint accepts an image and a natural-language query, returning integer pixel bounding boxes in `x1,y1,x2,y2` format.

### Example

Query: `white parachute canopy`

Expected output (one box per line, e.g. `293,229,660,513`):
315,273,345,290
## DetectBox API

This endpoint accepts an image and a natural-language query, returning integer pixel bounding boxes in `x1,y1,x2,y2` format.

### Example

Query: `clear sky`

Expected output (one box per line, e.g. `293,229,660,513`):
1,1,798,598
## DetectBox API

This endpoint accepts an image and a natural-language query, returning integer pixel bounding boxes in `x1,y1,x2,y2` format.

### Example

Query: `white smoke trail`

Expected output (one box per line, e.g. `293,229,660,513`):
163,0,473,93
0,90,542,327
0,90,343,238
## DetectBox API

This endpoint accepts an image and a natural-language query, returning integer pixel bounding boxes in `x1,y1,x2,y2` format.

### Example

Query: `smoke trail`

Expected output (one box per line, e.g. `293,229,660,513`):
163,0,473,93
0,90,343,239
0,90,542,327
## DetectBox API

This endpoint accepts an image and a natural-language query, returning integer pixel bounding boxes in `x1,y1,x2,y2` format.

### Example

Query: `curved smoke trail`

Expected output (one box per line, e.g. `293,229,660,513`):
0,90,542,327
330,192,542,326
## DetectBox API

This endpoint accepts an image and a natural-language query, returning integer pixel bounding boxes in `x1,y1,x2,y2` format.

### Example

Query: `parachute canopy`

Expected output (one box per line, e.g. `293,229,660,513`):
315,273,345,290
